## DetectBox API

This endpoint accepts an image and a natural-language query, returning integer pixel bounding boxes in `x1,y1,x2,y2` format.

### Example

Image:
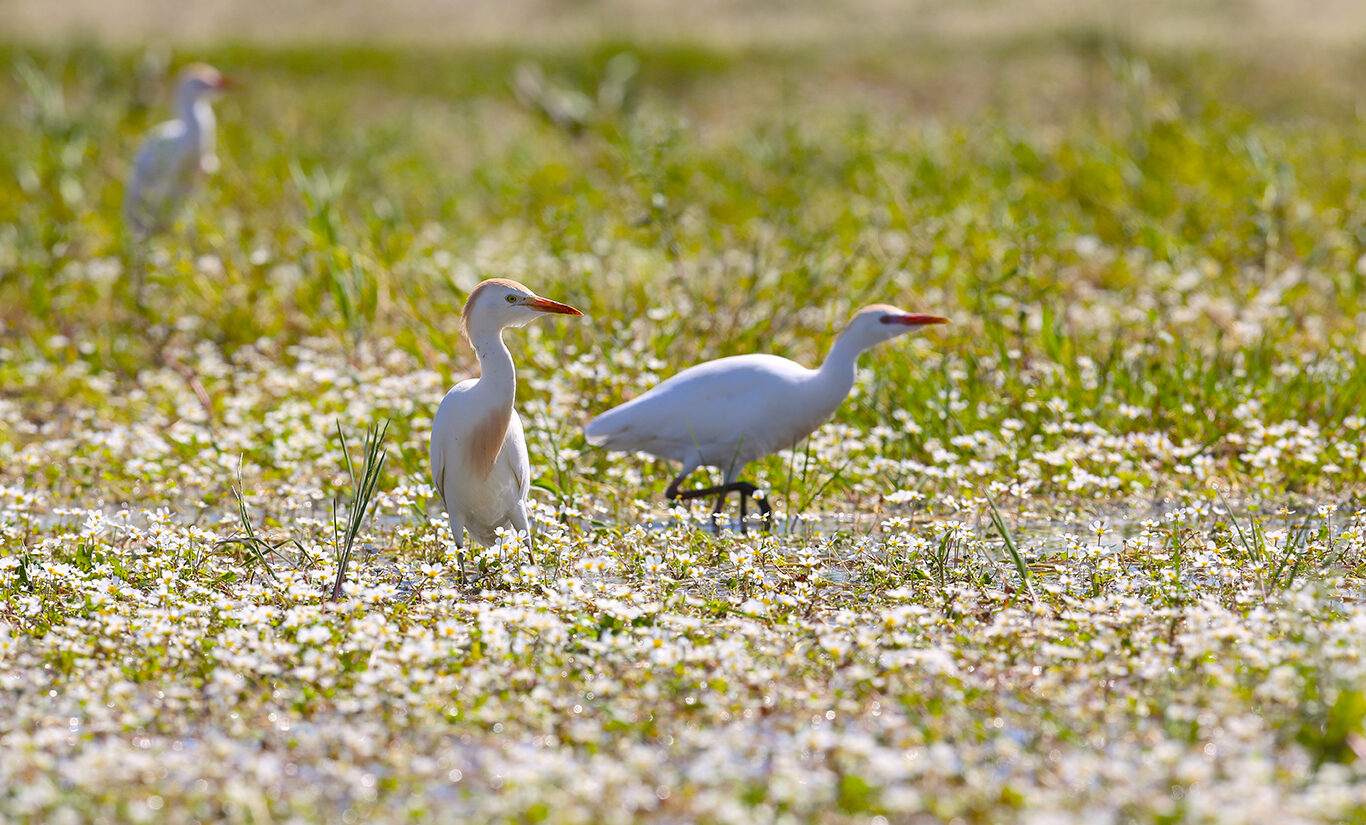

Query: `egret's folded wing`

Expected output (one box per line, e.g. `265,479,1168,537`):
501,411,531,498
585,355,808,460
430,435,450,511
125,124,193,230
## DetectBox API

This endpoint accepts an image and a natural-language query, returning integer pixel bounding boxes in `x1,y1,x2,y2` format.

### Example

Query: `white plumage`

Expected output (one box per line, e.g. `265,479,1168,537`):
585,304,950,528
587,353,834,471
124,63,232,238
430,279,582,549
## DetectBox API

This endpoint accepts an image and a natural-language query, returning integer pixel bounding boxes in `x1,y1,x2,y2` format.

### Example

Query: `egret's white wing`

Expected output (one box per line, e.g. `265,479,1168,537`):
586,354,815,465
429,377,478,514
458,411,531,547
430,377,532,547
124,121,196,234
501,410,531,500
430,423,450,512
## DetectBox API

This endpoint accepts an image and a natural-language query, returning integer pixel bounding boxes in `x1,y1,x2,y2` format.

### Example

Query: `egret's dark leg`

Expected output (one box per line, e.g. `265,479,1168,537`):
733,482,773,533
666,466,772,534
666,469,713,528
678,482,729,533
664,470,694,502
675,481,771,534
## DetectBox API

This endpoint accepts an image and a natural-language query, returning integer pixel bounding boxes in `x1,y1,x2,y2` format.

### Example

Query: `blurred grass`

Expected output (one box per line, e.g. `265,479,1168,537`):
1,35,1365,499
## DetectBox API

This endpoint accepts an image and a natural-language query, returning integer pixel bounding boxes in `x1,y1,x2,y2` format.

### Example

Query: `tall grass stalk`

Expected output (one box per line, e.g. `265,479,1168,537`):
986,493,1033,599
216,463,300,584
330,419,390,602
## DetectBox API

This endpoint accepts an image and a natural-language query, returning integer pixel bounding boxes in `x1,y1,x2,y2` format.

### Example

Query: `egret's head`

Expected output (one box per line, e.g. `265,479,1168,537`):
462,278,583,340
841,303,950,350
177,64,234,101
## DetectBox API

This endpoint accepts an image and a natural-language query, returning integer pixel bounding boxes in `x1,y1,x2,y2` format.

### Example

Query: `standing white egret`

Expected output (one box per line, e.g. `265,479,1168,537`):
430,279,583,552
584,304,950,530
124,63,233,238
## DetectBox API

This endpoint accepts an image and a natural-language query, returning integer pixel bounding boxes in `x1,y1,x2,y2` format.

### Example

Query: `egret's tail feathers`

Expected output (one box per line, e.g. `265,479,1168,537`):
583,414,616,447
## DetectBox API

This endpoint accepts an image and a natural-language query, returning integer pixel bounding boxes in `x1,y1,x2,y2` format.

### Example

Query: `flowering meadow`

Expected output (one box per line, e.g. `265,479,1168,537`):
2,36,1366,824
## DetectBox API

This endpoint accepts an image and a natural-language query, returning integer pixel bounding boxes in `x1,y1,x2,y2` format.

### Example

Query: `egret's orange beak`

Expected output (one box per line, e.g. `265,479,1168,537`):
214,75,238,91
525,297,583,316
883,313,950,326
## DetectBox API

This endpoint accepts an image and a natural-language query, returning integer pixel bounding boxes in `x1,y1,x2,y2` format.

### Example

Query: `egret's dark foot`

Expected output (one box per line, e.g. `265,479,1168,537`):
730,482,772,534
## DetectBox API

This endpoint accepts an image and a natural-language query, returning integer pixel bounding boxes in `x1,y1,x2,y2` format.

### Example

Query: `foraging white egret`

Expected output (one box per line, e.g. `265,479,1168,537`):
124,63,233,238
430,279,583,551
584,305,950,530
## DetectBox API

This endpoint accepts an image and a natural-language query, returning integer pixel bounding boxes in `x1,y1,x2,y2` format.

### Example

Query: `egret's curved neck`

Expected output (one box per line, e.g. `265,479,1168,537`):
177,92,213,134
467,321,517,410
177,89,199,123
815,327,872,402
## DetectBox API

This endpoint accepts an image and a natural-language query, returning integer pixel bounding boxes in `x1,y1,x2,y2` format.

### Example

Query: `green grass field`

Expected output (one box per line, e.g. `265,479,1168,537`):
2,28,1366,823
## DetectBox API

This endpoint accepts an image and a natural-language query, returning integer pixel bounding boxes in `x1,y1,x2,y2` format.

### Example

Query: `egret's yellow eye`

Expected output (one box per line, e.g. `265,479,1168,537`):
506,295,517,304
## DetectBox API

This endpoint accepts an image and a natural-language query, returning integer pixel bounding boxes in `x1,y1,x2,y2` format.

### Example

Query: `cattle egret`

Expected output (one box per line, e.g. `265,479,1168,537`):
124,63,233,238
430,279,583,552
585,305,950,531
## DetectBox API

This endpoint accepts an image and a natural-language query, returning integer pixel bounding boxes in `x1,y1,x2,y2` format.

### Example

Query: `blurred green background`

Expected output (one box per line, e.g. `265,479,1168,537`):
2,1,1365,503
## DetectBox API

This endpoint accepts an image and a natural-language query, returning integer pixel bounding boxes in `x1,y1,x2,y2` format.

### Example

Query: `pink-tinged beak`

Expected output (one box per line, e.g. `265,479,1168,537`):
214,75,238,91
882,313,951,326
525,296,583,316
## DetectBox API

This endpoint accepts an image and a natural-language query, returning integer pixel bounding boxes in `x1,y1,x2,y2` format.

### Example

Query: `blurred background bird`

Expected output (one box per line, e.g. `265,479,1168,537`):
585,305,950,531
430,279,583,555
123,63,233,240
